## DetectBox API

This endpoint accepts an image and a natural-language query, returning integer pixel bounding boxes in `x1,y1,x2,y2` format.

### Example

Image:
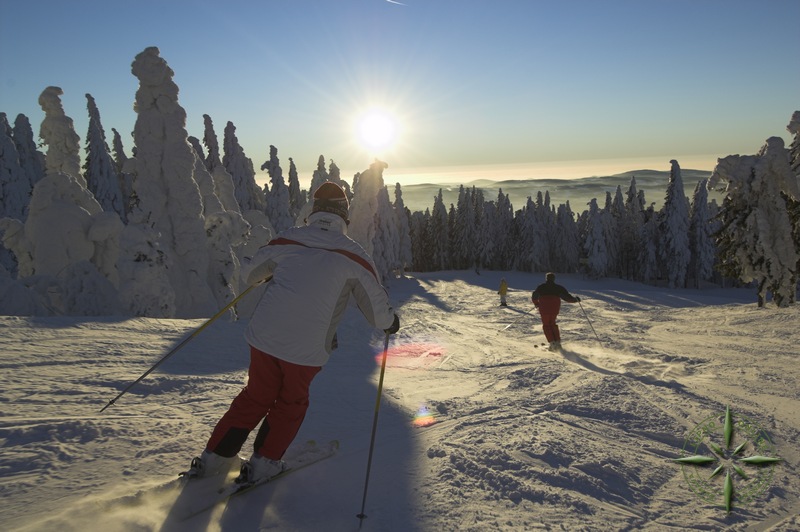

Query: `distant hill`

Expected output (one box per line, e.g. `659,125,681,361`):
398,169,721,214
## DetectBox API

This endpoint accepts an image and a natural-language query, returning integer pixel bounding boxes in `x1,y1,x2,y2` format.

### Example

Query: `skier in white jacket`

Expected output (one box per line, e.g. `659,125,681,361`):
188,182,399,483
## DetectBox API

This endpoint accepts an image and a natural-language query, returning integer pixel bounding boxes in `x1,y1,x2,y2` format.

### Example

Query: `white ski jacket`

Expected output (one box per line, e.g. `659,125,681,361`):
243,212,395,367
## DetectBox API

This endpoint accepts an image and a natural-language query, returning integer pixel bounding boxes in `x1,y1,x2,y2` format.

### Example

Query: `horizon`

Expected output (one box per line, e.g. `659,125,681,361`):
255,155,717,195
2,1,798,183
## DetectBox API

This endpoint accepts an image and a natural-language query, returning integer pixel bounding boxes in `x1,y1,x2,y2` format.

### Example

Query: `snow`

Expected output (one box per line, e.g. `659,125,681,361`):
1,270,798,531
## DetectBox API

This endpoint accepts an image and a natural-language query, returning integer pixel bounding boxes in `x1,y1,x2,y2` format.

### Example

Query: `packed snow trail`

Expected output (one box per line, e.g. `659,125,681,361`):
2,270,799,531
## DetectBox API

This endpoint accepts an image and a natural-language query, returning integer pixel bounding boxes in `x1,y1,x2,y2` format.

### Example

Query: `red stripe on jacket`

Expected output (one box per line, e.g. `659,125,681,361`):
268,237,379,281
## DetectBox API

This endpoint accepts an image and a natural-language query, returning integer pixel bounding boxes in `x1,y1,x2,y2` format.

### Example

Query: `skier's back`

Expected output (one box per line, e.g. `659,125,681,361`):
531,272,579,351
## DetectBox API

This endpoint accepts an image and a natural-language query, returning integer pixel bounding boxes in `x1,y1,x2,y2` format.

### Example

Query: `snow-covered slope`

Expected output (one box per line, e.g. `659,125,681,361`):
1,271,798,531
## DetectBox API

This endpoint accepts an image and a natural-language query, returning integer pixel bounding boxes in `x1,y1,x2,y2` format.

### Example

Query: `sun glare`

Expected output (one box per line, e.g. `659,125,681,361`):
356,108,398,153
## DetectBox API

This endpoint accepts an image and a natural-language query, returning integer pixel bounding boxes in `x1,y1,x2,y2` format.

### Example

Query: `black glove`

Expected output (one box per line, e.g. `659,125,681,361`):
575,296,581,302
384,314,400,335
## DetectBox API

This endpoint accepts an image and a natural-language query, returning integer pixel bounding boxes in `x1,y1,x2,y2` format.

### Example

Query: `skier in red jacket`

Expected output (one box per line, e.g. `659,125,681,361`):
531,272,580,351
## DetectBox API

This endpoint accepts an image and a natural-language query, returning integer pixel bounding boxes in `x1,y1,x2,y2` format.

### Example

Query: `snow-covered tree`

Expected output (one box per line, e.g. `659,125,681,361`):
262,145,294,232
286,158,305,219
38,87,84,186
688,179,716,288
0,114,29,276
427,189,450,271
393,183,413,275
328,160,352,200
125,47,216,317
410,209,432,272
110,127,134,220
1,88,124,316
202,115,240,214
583,198,608,278
477,200,497,270
1,113,31,221
450,185,476,269
493,190,515,270
658,160,691,288
621,176,645,280
12,114,45,189
372,185,400,281
223,121,265,213
638,205,660,283
470,187,485,271
785,112,800,294
83,94,126,221
709,137,799,306
605,187,626,277
553,201,580,273
294,155,328,225
349,159,387,255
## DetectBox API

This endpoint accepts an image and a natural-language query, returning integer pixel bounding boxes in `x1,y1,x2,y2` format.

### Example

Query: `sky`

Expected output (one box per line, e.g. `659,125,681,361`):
1,0,798,185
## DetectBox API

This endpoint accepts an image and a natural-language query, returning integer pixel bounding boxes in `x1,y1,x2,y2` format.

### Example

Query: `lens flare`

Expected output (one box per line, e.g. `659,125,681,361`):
374,342,445,369
413,404,437,427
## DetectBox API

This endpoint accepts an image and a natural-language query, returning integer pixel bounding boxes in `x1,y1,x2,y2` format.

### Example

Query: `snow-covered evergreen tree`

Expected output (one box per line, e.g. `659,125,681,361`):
494,190,515,270
38,87,84,185
658,160,691,288
428,189,450,271
287,157,306,219
410,209,431,272
621,176,645,280
1,88,124,315
125,47,216,317
583,198,608,278
349,159,387,255
12,114,45,189
785,112,800,296
262,145,294,232
450,185,475,269
688,179,716,288
372,185,400,281
709,137,799,306
294,155,329,225
109,128,134,219
328,160,352,200
530,191,553,272
83,94,126,221
605,187,626,277
553,201,580,273
515,197,536,272
478,200,497,270
223,121,265,213
0,114,29,276
202,115,240,214
470,186,487,271
0,113,31,221
638,205,660,283
310,155,329,194
393,183,413,275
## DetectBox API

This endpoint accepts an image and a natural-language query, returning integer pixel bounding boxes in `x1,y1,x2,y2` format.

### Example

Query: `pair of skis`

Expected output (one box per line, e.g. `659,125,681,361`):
177,440,338,521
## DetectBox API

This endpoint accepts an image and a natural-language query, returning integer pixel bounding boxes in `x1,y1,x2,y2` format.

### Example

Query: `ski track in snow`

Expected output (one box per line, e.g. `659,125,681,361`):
1,271,799,531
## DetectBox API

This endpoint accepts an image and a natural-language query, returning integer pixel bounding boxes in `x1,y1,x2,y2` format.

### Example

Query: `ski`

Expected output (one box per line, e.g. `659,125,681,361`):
178,439,339,521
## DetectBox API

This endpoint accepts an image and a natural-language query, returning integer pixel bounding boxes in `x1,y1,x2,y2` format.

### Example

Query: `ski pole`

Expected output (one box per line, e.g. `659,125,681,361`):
99,280,266,413
578,299,601,343
357,331,391,528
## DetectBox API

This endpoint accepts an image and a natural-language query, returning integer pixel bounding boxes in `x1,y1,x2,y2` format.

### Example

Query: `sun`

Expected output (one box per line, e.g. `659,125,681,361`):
355,108,399,153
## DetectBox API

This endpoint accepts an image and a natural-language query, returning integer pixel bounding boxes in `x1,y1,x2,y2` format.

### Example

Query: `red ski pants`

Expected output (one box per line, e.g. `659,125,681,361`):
206,346,321,460
539,312,560,342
